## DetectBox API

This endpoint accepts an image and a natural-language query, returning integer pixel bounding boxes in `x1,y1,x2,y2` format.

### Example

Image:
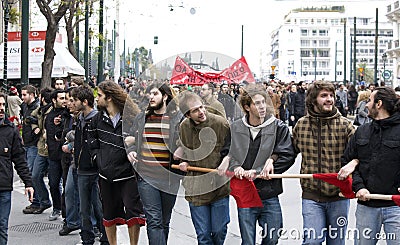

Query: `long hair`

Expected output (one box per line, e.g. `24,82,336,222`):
98,81,140,118
145,81,177,116
374,87,400,115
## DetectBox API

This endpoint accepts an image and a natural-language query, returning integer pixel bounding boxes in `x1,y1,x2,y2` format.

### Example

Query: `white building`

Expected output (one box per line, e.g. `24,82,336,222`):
386,0,400,88
270,5,393,86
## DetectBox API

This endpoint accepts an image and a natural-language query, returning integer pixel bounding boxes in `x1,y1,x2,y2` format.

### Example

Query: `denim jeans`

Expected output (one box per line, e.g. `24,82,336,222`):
355,204,400,245
137,177,178,245
48,159,63,212
238,197,282,245
78,173,105,245
0,191,11,245
65,166,80,229
31,155,52,208
25,146,40,207
189,196,230,245
302,198,349,245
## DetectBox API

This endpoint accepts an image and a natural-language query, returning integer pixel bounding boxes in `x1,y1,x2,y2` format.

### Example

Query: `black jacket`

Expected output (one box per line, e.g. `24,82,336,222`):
343,112,400,207
74,109,98,174
293,89,306,117
21,98,40,147
45,107,68,161
88,111,135,182
0,118,32,191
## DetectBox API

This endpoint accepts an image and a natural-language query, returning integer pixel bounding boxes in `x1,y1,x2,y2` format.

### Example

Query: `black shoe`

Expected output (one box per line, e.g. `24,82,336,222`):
59,226,80,236
32,205,52,214
22,205,40,214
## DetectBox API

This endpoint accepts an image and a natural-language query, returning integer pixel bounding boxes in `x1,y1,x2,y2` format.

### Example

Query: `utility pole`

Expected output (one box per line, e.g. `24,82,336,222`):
353,17,357,86
373,8,378,86
241,25,244,57
314,48,317,81
21,0,29,85
84,0,89,83
335,41,337,83
97,0,104,83
343,18,347,84
114,0,120,84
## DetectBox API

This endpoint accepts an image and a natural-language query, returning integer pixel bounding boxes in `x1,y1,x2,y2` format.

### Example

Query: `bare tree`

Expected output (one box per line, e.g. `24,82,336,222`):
64,0,83,60
36,0,72,88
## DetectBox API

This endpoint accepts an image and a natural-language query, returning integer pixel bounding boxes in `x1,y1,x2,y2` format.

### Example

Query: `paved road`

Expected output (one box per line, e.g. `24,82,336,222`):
9,153,388,244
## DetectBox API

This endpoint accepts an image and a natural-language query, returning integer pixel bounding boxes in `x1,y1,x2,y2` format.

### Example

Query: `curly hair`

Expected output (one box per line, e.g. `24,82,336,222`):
305,81,335,109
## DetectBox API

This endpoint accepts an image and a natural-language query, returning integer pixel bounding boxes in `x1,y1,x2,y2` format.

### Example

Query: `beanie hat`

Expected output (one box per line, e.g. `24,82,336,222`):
10,86,18,95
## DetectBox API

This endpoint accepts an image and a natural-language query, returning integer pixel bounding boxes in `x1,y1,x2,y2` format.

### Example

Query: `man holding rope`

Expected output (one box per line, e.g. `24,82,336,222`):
292,81,356,245
219,83,295,244
342,87,400,244
177,91,231,245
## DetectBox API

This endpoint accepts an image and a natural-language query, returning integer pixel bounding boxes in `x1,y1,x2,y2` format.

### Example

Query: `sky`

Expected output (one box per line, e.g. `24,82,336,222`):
30,0,391,77
109,0,389,77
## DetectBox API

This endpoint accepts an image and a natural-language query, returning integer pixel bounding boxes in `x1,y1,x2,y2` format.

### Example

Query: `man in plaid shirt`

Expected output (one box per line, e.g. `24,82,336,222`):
292,81,357,245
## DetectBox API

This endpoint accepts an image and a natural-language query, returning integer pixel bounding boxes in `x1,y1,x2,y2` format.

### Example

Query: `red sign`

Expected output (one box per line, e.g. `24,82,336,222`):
31,47,44,53
8,31,47,41
171,56,255,85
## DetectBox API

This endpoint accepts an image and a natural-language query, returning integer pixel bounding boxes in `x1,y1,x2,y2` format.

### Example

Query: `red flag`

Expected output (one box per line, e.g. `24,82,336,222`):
170,56,255,85
392,195,400,206
220,56,255,84
312,173,356,198
230,177,263,208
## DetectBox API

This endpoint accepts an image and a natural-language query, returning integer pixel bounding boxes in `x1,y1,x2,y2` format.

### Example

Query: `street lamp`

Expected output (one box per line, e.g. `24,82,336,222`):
360,58,367,82
2,0,16,92
382,53,387,84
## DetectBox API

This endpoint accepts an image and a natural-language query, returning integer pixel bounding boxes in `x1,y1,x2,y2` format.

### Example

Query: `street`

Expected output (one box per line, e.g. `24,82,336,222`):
9,153,388,245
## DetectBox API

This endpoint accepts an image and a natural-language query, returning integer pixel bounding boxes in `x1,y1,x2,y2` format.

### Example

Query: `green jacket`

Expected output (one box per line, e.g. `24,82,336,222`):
179,112,230,206
31,104,52,157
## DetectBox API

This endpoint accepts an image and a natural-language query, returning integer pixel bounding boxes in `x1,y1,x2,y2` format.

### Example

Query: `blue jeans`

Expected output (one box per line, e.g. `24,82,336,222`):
302,198,349,245
78,174,105,245
238,197,282,245
31,155,52,208
355,204,400,245
189,196,230,245
137,177,178,245
0,191,11,245
48,159,63,212
65,166,80,228
25,146,40,207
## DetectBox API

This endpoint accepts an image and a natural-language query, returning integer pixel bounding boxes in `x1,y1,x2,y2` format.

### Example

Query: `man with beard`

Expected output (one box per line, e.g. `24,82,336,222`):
20,85,41,214
199,83,226,119
177,91,230,245
44,89,68,221
292,81,356,245
0,93,34,245
88,81,145,245
127,82,183,245
72,86,108,245
342,87,400,244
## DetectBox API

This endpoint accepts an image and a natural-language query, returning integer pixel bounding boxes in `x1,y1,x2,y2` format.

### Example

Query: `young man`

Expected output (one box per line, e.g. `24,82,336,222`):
199,83,226,119
44,89,68,221
178,91,230,245
72,86,108,245
127,82,183,245
20,85,41,214
292,81,356,244
0,93,34,245
221,84,295,244
342,87,400,244
88,81,145,245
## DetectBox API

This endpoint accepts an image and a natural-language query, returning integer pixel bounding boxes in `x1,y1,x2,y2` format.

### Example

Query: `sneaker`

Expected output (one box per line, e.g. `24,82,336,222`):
59,226,80,236
49,210,61,221
32,205,52,214
93,226,101,238
22,205,40,214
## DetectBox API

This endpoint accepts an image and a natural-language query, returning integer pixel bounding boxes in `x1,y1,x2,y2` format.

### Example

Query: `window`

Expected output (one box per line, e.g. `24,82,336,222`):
312,30,317,36
320,61,329,68
319,40,329,47
301,29,308,36
319,30,328,36
289,29,293,33
301,40,310,46
301,50,311,57
319,50,329,57
337,71,342,75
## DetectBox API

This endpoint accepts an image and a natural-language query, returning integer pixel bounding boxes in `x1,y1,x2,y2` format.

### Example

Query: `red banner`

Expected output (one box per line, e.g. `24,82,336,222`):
170,56,255,85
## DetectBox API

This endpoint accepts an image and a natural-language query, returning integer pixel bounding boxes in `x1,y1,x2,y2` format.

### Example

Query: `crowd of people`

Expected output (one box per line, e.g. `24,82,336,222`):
0,76,399,245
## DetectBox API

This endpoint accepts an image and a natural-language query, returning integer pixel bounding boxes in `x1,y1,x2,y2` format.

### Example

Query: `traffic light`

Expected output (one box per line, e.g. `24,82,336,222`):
154,36,158,44
269,74,275,79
